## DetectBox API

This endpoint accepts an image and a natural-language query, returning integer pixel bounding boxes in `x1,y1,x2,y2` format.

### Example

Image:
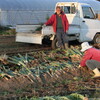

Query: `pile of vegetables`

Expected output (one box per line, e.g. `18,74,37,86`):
0,47,83,80
20,93,86,100
0,46,100,99
0,25,16,35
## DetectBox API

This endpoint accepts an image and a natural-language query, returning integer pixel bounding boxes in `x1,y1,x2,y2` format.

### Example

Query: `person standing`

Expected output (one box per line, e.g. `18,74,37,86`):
44,6,69,49
79,42,100,78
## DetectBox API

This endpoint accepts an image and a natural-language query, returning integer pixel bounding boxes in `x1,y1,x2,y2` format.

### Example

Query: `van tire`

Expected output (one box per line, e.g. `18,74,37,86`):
52,35,61,49
93,34,100,44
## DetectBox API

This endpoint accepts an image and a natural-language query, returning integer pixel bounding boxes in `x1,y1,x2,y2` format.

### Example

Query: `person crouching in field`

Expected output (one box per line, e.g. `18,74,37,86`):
43,6,69,49
79,42,100,78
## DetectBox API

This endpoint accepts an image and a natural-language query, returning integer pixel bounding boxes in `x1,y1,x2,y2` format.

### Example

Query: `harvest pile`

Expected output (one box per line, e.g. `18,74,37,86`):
20,93,86,100
0,46,100,99
0,46,82,80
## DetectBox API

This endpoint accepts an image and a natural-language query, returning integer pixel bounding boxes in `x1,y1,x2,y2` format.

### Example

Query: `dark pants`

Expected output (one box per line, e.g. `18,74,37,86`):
86,60,100,70
56,29,68,47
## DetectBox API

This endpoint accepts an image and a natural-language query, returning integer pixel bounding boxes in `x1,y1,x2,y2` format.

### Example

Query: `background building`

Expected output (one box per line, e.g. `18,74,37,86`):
0,0,100,26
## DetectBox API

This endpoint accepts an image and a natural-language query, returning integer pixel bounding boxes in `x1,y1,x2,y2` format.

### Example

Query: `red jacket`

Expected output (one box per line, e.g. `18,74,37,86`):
80,48,100,67
45,12,69,33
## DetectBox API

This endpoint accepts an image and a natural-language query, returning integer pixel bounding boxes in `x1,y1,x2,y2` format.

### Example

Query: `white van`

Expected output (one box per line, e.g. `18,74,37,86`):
16,2,100,49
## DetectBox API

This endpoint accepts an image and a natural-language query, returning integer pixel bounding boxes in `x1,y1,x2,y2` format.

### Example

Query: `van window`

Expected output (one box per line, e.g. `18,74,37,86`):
82,6,95,19
64,6,70,13
61,4,76,14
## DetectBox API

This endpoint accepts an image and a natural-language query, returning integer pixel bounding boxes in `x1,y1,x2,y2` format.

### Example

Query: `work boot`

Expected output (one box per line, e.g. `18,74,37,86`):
64,43,69,49
92,68,100,78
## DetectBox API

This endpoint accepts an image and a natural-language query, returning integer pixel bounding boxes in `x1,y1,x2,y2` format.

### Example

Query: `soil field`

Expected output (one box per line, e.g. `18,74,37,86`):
0,35,99,55
0,35,51,55
0,35,100,100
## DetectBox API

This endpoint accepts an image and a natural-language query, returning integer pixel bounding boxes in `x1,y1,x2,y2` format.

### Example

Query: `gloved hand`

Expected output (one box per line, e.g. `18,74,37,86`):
64,31,68,34
78,65,82,68
66,30,69,33
42,24,46,28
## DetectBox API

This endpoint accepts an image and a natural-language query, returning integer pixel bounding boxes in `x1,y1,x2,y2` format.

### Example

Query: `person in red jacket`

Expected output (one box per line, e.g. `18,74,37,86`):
44,6,69,49
79,42,100,78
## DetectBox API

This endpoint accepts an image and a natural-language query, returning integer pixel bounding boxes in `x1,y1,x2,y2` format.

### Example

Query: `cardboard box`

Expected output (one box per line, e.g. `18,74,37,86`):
98,14,100,20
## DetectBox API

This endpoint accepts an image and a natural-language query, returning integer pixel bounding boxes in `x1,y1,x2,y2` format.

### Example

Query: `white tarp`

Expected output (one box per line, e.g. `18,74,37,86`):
0,0,100,26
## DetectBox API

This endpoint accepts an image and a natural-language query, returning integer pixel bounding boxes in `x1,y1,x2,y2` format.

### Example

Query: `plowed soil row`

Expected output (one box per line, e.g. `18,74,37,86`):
0,35,51,55
0,67,100,99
